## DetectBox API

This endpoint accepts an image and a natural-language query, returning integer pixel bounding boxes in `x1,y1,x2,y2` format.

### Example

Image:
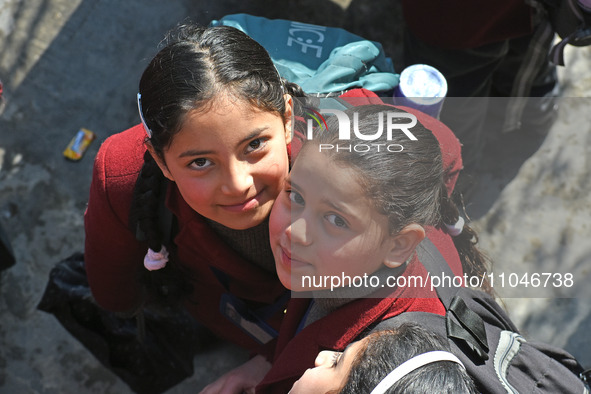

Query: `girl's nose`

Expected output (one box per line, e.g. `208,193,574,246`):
315,351,337,367
221,160,254,195
286,216,311,245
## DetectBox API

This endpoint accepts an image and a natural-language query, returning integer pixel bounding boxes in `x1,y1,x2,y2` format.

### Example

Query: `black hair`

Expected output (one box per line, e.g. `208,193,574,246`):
305,104,492,293
340,323,478,394
138,23,304,157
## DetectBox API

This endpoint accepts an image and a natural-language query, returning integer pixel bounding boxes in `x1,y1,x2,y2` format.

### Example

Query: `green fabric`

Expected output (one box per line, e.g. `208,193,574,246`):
210,14,399,94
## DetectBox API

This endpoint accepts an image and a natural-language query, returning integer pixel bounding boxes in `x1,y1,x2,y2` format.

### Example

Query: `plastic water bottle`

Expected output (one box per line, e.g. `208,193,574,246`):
393,64,447,119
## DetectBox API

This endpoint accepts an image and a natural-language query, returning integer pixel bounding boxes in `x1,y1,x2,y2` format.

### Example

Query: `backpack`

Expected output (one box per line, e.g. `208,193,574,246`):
530,0,591,65
209,14,399,95
373,238,590,394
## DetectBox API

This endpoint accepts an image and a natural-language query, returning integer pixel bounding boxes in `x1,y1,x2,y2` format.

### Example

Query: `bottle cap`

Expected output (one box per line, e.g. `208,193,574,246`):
394,64,447,118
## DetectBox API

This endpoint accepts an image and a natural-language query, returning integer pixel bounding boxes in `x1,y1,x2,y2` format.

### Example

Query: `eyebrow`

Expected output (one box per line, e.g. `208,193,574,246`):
290,180,355,216
178,127,270,158
321,198,353,215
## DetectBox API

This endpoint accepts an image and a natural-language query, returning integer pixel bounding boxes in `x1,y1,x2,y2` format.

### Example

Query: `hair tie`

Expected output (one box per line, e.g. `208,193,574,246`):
444,216,465,237
370,351,465,394
137,93,153,138
144,245,168,271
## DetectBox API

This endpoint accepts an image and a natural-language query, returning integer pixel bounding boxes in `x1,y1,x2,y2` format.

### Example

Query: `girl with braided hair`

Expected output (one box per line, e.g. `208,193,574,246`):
84,23,306,392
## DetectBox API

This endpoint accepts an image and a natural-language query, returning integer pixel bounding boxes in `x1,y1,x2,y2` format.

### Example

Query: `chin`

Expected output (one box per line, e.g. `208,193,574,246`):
221,210,271,230
275,263,294,290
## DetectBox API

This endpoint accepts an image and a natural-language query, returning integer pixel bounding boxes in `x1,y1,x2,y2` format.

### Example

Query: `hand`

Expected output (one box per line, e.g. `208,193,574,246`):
199,354,272,394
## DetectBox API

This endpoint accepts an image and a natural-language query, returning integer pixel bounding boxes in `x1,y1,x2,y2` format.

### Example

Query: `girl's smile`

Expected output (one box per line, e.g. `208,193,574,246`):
218,188,266,213
278,244,312,270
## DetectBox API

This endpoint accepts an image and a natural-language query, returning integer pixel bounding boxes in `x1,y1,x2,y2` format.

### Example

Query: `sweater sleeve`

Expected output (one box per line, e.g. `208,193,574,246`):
84,125,148,313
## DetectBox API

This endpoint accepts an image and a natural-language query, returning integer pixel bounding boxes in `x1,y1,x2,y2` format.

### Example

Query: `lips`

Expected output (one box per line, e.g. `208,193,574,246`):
220,190,265,213
279,245,310,270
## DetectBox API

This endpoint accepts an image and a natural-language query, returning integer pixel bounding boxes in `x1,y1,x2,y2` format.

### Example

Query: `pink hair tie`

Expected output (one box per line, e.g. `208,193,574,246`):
444,216,465,237
144,246,169,271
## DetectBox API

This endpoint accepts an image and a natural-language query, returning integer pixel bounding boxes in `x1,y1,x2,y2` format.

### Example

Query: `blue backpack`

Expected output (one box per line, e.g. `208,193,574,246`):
210,14,399,95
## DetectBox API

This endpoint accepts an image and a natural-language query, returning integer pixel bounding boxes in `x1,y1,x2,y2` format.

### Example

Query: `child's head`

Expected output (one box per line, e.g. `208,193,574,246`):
289,323,477,394
138,24,297,229
270,104,445,291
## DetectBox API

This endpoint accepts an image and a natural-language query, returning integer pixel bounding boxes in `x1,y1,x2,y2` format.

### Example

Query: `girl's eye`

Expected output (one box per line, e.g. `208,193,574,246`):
246,138,267,153
325,214,348,229
190,158,213,170
288,190,305,206
332,352,342,368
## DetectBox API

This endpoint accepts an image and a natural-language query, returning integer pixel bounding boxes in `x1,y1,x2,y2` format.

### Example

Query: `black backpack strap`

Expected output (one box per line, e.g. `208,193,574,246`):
415,237,457,307
397,238,490,361
447,296,490,360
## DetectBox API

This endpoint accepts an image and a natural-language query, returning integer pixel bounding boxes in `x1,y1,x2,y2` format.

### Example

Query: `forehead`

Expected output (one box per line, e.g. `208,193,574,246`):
185,94,267,124
292,146,365,197
168,95,284,149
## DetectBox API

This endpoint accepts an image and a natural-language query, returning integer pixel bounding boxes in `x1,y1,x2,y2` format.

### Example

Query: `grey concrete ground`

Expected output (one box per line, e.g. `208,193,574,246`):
0,0,590,393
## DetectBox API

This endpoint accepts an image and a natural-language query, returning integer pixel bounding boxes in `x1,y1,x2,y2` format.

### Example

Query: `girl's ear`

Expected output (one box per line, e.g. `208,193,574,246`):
283,94,293,145
383,224,426,268
145,142,174,182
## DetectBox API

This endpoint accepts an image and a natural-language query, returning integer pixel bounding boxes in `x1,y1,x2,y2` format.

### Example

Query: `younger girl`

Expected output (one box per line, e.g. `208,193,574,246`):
290,323,477,394
256,103,491,393
84,23,304,366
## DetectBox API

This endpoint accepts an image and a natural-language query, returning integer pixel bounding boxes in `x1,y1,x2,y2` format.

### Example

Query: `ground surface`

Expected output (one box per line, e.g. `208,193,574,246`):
1,0,590,392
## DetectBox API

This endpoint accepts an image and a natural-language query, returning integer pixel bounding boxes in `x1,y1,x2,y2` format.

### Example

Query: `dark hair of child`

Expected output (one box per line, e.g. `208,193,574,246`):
340,323,478,394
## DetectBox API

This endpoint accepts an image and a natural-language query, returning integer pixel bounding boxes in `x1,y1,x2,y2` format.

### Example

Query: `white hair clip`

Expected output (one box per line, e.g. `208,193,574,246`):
137,93,153,138
144,245,169,271
370,351,465,394
444,216,465,237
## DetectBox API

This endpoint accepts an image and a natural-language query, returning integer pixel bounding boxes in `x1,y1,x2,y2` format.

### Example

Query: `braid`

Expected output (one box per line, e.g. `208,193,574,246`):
129,151,193,306
129,151,166,252
439,188,494,295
